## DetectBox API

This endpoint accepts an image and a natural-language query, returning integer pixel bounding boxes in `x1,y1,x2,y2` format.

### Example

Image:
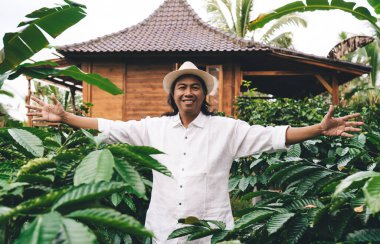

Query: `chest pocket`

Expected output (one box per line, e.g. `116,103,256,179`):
180,172,207,218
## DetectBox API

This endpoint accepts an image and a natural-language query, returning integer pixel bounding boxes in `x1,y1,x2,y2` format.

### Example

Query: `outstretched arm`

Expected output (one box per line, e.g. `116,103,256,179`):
285,105,364,145
26,94,98,130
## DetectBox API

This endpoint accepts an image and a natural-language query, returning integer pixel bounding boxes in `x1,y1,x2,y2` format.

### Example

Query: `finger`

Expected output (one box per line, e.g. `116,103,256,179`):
345,121,365,127
25,105,42,111
27,112,43,117
340,132,354,138
51,93,59,105
30,96,46,106
342,113,361,121
326,105,334,119
32,117,47,121
345,127,362,132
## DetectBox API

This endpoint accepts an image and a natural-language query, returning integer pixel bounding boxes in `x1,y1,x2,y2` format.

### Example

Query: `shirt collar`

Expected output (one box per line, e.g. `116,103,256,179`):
171,112,208,128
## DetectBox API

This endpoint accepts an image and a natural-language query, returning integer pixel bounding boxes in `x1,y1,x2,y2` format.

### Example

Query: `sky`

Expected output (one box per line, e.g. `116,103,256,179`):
0,0,377,121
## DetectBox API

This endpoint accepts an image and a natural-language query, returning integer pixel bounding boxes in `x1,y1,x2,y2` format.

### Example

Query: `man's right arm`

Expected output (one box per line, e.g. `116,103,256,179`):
27,94,99,130
61,111,98,130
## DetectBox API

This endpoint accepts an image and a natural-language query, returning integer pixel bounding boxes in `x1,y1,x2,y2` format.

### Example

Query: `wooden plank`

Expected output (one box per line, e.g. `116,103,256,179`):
91,63,124,120
315,74,333,94
243,71,321,76
222,63,234,115
332,76,339,105
125,63,173,120
270,52,367,76
233,64,242,116
218,65,224,112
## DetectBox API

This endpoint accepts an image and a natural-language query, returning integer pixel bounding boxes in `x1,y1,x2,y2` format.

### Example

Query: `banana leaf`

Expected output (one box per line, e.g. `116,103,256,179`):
249,0,380,37
0,1,86,74
8,62,123,95
368,0,380,14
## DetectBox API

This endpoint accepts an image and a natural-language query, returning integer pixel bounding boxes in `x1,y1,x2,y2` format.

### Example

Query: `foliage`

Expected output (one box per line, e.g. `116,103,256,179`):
0,2,123,96
0,125,172,243
206,0,307,48
170,95,380,243
248,0,380,37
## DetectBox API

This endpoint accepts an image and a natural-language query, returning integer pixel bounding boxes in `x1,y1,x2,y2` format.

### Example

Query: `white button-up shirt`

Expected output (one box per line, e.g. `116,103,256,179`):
98,112,289,243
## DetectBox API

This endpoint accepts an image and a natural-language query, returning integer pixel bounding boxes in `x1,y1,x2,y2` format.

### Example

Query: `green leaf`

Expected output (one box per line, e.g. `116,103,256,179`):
368,0,380,14
54,149,82,181
114,159,146,198
168,226,207,240
53,181,127,210
108,144,171,177
66,208,153,238
286,214,309,244
238,177,251,191
56,66,123,95
233,210,274,231
188,229,222,241
287,144,301,157
346,228,380,241
248,0,380,35
0,89,13,97
74,149,115,186
111,193,122,207
266,213,295,235
0,188,68,223
17,158,55,176
334,171,380,196
55,217,97,244
0,4,86,73
363,175,380,214
14,212,62,244
8,129,44,157
287,198,324,210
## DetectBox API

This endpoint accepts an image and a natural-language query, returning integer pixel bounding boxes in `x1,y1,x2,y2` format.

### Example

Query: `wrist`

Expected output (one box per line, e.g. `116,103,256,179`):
61,111,72,123
316,123,325,136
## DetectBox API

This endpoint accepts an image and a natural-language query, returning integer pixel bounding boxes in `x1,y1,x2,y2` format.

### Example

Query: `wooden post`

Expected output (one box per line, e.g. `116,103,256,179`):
332,76,339,105
26,77,32,127
233,64,242,116
69,87,76,114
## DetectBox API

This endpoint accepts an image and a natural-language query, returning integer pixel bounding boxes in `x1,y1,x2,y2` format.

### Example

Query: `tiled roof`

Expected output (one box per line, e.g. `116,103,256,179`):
57,0,267,53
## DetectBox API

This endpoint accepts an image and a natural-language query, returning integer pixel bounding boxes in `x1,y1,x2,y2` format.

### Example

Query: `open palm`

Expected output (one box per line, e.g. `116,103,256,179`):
320,105,363,137
26,95,65,122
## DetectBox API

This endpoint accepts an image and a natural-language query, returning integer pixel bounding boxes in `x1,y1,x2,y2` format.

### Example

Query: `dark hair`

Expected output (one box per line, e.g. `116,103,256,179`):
162,74,215,116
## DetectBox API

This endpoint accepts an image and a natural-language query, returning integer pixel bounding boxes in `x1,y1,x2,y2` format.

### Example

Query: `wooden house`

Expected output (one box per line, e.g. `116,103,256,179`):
55,0,371,121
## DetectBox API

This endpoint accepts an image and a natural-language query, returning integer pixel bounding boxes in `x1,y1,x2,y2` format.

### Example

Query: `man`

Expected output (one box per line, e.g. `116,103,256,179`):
27,61,363,243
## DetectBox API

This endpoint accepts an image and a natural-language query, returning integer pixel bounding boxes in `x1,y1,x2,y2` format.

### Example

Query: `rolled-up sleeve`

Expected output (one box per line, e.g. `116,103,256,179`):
97,118,146,145
231,119,289,158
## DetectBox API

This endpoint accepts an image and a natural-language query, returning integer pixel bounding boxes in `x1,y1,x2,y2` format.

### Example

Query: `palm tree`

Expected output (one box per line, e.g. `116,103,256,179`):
206,0,307,48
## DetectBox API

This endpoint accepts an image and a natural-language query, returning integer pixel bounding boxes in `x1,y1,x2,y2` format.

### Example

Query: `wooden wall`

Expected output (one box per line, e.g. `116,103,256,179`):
124,64,173,120
83,62,176,121
82,61,240,121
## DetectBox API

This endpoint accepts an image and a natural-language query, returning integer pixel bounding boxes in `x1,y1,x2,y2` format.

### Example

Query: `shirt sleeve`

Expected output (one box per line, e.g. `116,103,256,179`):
97,118,147,146
230,119,290,158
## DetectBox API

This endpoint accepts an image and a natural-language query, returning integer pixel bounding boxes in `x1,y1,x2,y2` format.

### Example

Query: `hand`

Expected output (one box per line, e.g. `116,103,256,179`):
26,94,66,122
320,105,364,137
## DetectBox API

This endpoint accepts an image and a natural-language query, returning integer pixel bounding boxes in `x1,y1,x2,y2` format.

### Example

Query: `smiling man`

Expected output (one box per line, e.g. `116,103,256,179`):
27,61,363,243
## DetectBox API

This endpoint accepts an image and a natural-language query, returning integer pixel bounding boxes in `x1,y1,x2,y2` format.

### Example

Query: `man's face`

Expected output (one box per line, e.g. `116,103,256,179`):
173,76,206,116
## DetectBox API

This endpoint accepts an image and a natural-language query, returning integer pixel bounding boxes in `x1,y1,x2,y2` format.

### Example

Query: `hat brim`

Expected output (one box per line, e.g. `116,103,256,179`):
163,68,215,95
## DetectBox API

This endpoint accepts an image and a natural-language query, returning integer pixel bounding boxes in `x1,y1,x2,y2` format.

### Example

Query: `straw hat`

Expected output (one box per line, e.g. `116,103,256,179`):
163,61,215,94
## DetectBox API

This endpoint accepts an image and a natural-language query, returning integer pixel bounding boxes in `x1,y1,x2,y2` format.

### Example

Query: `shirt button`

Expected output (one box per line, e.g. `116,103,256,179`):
185,136,188,139
180,185,183,188
183,152,186,155
179,203,182,205
182,168,184,171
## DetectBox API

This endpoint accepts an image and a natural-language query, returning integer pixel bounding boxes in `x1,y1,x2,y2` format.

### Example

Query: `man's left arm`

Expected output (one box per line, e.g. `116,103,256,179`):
286,105,364,146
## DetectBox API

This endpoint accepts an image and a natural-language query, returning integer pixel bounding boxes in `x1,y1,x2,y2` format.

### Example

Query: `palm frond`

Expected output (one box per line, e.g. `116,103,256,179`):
261,14,307,44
